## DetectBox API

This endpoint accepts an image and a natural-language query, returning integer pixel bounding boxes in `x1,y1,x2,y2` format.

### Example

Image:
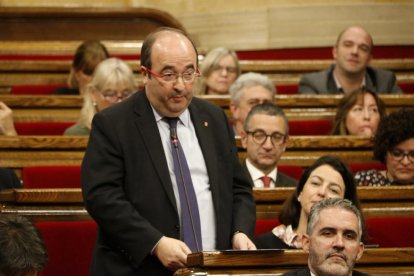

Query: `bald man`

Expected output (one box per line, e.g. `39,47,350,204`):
299,25,402,94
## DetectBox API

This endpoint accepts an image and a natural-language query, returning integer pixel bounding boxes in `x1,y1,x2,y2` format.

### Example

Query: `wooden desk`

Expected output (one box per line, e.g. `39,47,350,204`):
254,186,414,219
174,248,414,275
2,186,414,222
0,135,376,169
1,94,412,122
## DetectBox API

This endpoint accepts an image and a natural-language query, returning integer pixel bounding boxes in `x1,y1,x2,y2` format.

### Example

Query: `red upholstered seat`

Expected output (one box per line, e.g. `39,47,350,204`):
36,221,96,276
276,84,298,95
14,122,75,135
11,84,65,95
365,217,414,247
288,120,332,135
22,166,81,188
255,219,280,236
399,82,414,94
278,165,303,180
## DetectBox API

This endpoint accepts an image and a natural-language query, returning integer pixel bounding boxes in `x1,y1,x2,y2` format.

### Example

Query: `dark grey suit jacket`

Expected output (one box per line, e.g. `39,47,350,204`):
0,168,21,190
242,160,297,188
283,267,369,276
82,90,256,275
298,64,402,94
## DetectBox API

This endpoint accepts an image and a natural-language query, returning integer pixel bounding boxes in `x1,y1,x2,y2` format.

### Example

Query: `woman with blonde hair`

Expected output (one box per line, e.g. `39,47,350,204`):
196,47,240,95
54,40,110,95
64,58,136,135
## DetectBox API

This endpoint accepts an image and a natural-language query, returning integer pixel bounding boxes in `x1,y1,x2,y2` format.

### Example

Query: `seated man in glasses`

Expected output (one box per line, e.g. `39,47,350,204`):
240,103,296,188
229,72,276,136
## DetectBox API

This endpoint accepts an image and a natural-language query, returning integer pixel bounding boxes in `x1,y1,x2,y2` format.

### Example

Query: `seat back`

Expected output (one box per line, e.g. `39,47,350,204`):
365,217,414,247
36,221,96,276
289,119,332,135
11,84,64,95
278,165,303,180
15,122,75,135
22,166,81,188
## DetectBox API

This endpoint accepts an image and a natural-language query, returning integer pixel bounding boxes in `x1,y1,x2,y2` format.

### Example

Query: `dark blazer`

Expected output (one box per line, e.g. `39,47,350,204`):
283,267,369,276
0,167,21,190
298,64,402,94
82,90,256,275
242,160,297,188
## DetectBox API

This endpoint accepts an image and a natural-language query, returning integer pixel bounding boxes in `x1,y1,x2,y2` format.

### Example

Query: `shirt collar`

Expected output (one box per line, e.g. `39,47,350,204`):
333,69,366,93
151,106,190,127
245,158,278,183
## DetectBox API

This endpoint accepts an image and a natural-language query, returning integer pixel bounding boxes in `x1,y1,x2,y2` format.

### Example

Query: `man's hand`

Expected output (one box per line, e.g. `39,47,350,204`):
0,102,17,136
153,236,191,271
232,232,257,250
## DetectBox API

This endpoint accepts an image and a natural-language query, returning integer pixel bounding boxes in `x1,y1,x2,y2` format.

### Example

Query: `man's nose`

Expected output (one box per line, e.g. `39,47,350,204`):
173,76,186,90
333,234,345,249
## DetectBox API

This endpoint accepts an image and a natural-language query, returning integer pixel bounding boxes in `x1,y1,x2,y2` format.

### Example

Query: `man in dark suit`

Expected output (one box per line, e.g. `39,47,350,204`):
299,25,402,94
240,103,297,188
81,28,256,275
283,198,368,276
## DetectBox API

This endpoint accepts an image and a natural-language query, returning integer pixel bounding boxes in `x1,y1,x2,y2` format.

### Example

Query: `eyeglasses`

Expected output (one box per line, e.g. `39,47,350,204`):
211,64,237,74
246,130,286,145
389,149,414,163
143,66,200,83
101,90,132,103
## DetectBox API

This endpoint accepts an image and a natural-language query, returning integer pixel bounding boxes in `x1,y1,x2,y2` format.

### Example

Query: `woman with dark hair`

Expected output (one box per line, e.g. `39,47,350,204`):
255,155,361,249
54,40,110,95
332,89,386,137
355,108,414,185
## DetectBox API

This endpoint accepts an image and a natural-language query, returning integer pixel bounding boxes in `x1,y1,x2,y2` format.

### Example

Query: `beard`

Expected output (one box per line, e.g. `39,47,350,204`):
309,249,354,276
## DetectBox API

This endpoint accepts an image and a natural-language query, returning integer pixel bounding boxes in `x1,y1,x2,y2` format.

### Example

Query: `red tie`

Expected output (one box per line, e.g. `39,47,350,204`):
260,176,272,188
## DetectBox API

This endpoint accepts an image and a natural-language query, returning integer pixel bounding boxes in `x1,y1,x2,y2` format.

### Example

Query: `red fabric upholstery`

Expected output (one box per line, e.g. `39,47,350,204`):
255,219,280,236
278,165,303,180
22,166,81,188
348,163,386,174
11,84,65,95
14,122,75,135
365,217,414,247
36,221,96,276
289,120,332,135
399,82,414,94
276,84,298,95
236,46,414,60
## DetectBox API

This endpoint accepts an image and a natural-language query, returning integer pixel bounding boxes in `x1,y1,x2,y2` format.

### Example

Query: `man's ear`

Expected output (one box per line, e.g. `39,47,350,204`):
229,103,239,120
355,242,365,261
240,130,247,149
332,46,338,60
302,234,310,252
140,66,149,85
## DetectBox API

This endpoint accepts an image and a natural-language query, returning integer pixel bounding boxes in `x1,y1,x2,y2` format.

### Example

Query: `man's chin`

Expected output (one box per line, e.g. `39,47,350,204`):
317,261,350,276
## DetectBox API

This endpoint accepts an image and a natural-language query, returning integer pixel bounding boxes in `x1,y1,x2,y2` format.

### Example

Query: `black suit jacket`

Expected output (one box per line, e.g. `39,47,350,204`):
82,90,256,275
0,167,21,190
242,160,297,188
283,267,369,276
298,64,402,94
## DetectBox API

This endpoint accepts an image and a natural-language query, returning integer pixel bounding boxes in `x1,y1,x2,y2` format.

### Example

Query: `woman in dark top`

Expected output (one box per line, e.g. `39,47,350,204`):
255,155,361,249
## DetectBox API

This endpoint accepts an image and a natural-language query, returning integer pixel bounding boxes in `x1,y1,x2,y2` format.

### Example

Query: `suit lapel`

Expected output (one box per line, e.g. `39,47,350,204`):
189,100,220,210
132,91,177,210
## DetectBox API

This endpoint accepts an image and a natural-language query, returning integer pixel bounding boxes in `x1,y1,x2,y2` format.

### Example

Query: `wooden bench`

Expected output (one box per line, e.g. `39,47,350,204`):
1,94,413,122
1,56,413,89
176,248,414,275
0,135,377,174
1,186,414,221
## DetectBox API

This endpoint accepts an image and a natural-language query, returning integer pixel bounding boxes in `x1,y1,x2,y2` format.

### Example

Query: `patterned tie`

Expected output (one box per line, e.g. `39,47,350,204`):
260,176,272,188
165,117,202,252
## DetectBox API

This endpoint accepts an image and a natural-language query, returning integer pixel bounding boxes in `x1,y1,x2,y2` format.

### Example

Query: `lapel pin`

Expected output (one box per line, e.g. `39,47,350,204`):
203,121,208,127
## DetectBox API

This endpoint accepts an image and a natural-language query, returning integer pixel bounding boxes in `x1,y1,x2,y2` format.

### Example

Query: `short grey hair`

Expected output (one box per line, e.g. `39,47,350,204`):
307,198,363,241
229,72,276,105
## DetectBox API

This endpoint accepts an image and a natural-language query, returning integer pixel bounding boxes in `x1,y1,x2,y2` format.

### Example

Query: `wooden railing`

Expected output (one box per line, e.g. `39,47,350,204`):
0,135,376,170
1,94,413,122
2,186,414,222
175,248,414,275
